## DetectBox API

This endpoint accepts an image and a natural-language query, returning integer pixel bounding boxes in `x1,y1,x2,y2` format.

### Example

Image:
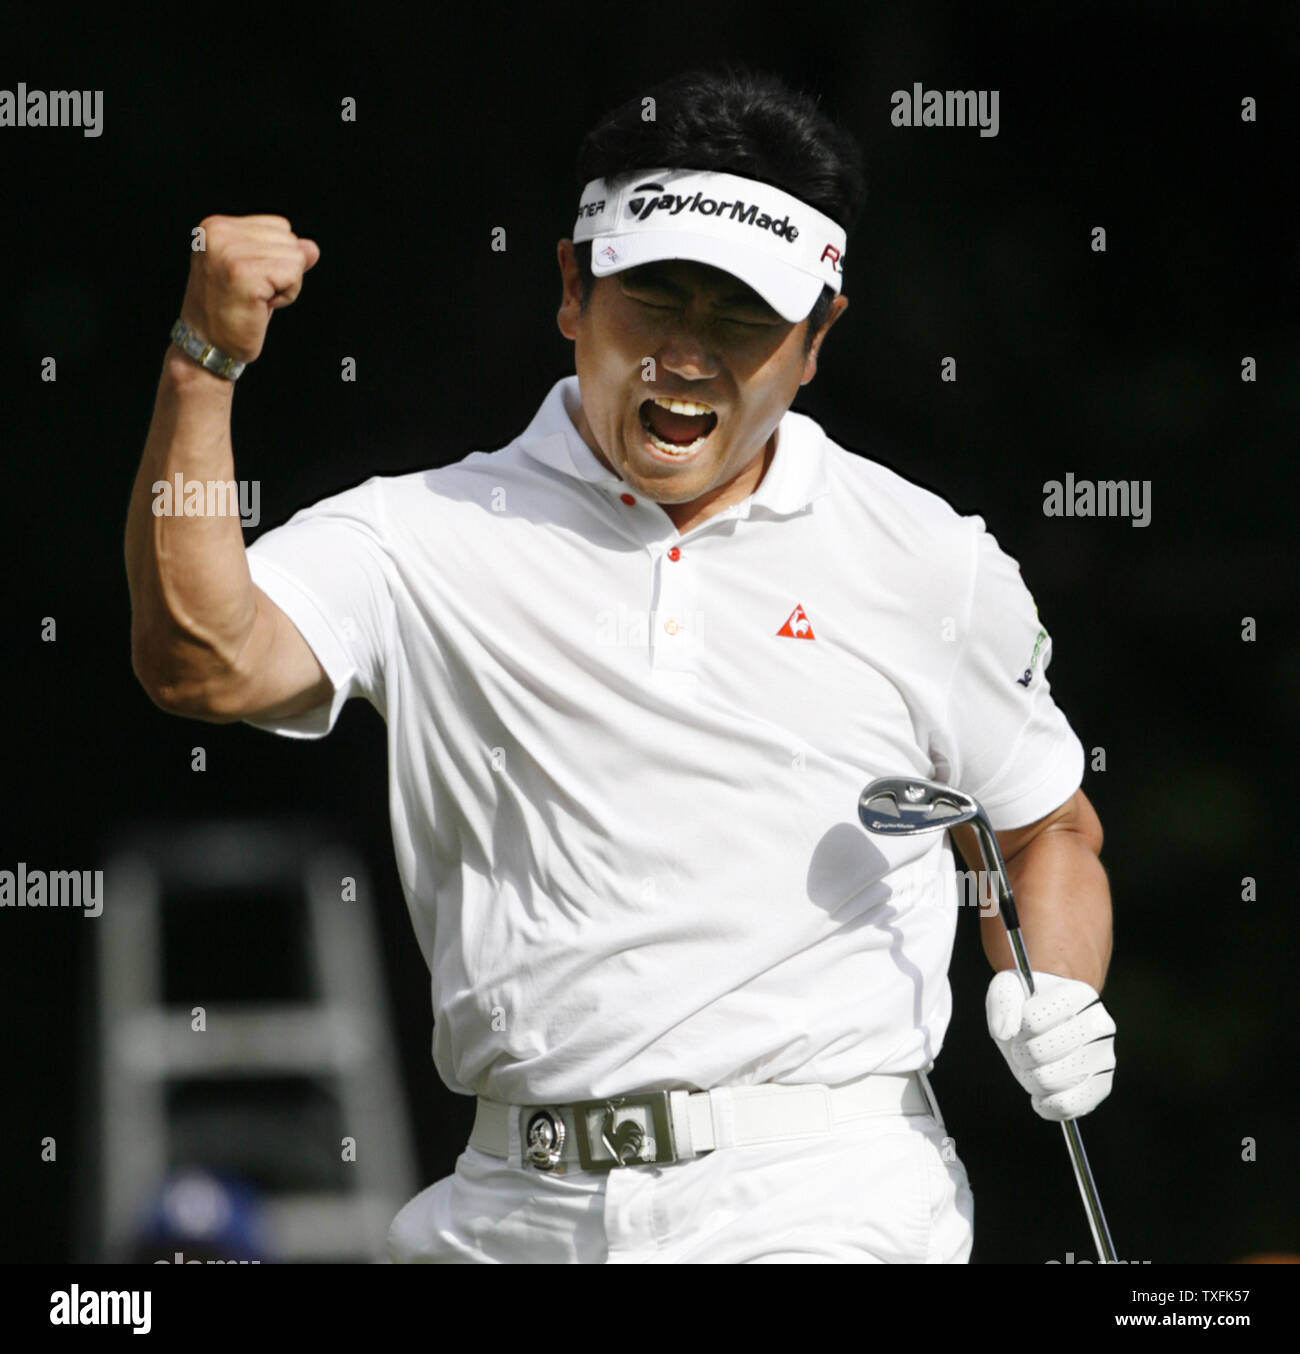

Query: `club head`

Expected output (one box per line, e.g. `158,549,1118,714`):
858,776,980,836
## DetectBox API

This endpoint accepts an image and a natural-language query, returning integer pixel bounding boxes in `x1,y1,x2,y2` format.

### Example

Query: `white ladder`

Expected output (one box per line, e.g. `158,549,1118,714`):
89,820,419,1262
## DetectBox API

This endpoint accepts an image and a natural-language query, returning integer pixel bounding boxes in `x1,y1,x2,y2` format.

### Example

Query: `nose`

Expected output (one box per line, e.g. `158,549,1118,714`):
655,305,721,382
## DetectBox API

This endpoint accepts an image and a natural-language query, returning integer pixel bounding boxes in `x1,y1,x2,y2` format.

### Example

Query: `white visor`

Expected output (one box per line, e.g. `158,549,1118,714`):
572,168,846,323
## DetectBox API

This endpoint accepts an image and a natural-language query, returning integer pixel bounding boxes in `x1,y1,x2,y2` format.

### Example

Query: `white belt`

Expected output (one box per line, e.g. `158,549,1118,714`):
469,1070,942,1173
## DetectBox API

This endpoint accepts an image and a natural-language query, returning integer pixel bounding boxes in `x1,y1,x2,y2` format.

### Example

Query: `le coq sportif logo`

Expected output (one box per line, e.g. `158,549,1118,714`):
626,181,800,242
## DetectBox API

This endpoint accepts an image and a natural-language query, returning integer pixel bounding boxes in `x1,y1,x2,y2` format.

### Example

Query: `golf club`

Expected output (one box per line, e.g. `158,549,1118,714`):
858,774,1118,1264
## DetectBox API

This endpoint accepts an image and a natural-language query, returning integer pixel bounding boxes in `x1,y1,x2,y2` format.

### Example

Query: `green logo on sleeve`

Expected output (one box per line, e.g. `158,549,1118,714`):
1016,628,1049,687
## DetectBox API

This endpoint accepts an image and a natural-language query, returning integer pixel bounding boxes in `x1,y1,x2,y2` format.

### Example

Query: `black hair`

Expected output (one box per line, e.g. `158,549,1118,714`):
571,66,866,352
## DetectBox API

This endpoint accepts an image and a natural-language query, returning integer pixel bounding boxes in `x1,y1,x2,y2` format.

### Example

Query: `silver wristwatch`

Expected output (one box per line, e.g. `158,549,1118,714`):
169,317,246,380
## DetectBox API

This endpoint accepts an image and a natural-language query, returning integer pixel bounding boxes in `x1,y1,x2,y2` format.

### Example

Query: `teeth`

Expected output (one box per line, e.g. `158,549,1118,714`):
652,396,714,416
646,431,706,457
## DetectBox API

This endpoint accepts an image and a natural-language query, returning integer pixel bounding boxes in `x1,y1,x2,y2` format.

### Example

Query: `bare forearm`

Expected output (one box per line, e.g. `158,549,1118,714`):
125,346,256,705
980,827,1113,991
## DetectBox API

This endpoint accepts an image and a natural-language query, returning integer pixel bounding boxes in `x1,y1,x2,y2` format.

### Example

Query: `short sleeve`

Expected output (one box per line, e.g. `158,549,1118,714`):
242,476,396,739
935,518,1086,830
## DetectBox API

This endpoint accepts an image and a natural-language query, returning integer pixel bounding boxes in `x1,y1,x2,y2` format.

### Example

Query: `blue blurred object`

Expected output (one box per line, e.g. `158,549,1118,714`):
130,1168,270,1264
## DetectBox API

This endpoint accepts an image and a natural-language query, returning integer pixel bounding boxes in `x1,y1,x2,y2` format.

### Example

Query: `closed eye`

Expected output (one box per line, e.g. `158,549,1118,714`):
629,295,772,327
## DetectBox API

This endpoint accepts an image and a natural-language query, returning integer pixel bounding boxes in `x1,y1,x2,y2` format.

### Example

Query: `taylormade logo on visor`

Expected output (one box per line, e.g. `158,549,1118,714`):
573,169,848,321
626,180,799,241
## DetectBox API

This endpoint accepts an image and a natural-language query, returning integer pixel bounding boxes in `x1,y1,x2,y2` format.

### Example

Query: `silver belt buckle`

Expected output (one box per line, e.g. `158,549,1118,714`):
571,1092,677,1170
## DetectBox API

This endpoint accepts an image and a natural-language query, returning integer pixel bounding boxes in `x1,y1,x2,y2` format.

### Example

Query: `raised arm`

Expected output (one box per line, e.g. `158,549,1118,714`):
126,215,331,723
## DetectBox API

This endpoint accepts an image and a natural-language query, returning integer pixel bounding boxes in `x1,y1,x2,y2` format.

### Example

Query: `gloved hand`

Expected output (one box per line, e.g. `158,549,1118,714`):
985,970,1116,1121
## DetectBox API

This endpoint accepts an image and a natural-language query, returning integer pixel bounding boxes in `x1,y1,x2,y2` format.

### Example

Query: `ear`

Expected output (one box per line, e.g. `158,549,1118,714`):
799,293,849,385
556,238,585,341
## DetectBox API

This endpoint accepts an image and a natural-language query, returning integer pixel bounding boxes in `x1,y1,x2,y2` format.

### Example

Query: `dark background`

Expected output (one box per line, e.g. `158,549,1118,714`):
3,2,1296,1264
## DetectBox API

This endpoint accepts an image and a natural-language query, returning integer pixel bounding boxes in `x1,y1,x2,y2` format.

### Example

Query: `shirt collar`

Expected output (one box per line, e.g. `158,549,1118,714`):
518,376,831,520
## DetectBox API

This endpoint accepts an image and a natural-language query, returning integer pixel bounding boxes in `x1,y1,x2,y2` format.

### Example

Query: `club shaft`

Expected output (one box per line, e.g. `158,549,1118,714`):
971,819,1118,1264
1062,1118,1117,1262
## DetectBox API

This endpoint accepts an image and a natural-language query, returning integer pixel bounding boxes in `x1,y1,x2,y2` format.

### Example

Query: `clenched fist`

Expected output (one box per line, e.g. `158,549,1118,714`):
180,214,320,365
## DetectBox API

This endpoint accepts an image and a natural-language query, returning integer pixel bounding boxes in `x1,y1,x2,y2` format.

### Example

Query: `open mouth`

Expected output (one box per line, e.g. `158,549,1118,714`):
639,396,719,458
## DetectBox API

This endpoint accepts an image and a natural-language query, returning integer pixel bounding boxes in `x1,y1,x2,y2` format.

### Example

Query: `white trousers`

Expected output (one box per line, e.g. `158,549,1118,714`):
387,1088,975,1263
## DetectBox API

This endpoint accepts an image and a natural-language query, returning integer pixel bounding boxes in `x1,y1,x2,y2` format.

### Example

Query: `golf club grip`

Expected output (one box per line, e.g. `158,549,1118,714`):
969,823,1035,990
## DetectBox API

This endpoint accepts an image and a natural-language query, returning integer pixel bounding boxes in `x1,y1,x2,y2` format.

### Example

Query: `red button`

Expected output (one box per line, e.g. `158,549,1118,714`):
667,547,681,561
620,493,636,505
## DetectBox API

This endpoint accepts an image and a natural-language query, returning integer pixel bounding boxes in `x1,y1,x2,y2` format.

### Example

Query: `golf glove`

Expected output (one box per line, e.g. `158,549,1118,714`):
985,970,1116,1122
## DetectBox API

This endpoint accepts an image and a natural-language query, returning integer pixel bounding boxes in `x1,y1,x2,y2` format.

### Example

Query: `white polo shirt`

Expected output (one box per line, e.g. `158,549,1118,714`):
244,376,1085,1105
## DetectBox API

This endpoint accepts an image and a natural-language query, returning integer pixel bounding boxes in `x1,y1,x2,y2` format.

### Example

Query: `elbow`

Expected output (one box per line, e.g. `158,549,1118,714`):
130,637,173,711
130,635,241,723
131,625,182,712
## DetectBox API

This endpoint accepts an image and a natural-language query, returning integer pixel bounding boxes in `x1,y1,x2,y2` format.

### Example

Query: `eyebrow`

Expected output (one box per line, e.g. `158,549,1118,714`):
621,264,776,312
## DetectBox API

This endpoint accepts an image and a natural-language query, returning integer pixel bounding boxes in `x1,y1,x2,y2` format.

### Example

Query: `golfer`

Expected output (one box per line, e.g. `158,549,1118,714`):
126,67,1116,1263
